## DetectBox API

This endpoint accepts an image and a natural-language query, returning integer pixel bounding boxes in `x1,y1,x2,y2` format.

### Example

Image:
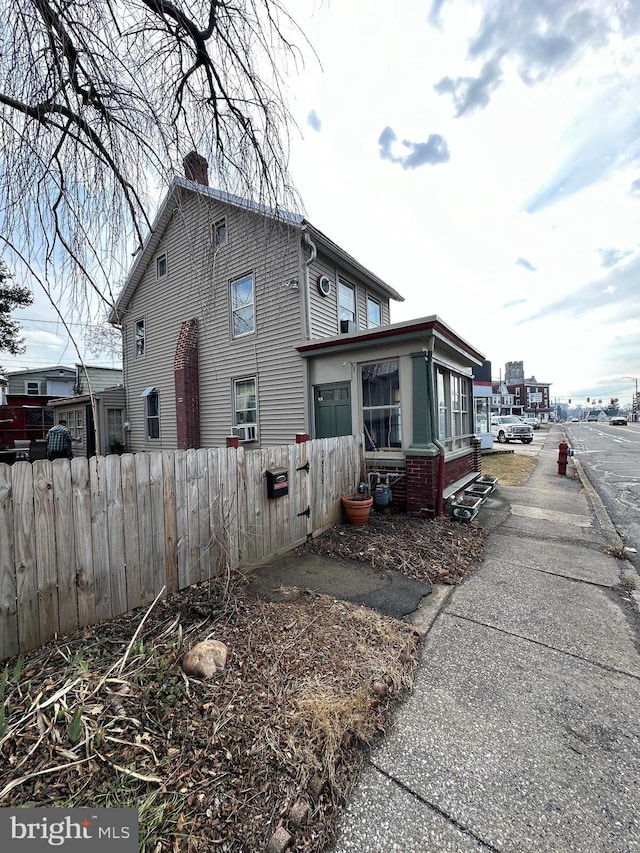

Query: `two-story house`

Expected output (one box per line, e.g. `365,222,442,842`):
109,152,485,514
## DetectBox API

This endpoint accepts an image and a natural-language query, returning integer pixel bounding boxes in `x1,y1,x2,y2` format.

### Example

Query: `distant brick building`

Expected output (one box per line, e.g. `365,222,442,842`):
492,361,552,421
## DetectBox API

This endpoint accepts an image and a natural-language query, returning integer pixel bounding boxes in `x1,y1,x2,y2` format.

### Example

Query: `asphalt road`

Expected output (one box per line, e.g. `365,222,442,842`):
563,420,640,570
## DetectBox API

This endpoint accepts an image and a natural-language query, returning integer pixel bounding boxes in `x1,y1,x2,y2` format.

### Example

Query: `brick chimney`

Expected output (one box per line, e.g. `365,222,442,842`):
174,319,201,449
183,151,209,186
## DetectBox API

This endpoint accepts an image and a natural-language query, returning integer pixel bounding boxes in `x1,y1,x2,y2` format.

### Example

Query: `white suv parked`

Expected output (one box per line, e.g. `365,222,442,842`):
491,416,534,444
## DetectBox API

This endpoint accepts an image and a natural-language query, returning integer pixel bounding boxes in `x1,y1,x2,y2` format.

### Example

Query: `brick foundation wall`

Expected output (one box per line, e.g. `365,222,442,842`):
405,449,477,516
174,319,200,450
405,454,440,515
444,451,475,485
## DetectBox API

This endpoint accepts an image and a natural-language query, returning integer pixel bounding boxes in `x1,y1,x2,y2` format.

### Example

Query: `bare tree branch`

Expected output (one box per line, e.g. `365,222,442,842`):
0,0,308,324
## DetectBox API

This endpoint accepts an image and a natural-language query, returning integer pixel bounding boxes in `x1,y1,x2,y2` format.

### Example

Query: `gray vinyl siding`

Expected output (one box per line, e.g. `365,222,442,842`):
307,251,392,338
8,367,121,398
117,184,397,452
120,189,306,450
76,366,123,395
7,368,75,396
308,253,340,338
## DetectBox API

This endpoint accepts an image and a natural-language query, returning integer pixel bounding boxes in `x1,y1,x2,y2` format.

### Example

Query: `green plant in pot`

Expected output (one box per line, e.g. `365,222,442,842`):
109,436,125,455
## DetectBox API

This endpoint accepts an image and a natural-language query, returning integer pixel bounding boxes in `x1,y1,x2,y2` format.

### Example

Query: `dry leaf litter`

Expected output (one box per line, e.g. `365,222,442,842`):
0,513,485,851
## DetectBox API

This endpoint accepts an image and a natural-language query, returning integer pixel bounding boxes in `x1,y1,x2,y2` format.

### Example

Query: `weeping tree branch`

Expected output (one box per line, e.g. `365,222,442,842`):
0,0,308,324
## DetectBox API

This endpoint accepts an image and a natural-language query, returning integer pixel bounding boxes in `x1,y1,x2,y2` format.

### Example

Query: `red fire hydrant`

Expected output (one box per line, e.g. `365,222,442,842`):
558,441,569,475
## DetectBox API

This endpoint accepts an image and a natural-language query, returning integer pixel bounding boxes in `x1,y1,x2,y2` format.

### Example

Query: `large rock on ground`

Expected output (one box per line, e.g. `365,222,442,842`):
182,640,229,677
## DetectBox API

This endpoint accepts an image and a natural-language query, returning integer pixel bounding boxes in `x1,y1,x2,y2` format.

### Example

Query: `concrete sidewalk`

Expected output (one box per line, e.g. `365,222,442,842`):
333,425,640,852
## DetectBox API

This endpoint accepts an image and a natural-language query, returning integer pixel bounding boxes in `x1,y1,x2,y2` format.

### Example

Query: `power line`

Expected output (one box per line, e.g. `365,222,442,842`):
11,317,115,328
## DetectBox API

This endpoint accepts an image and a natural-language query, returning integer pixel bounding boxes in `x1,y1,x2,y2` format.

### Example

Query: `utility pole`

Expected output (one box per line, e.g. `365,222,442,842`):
623,377,638,421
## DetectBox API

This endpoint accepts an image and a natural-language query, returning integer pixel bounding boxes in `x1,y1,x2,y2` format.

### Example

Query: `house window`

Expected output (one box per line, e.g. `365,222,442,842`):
142,388,160,439
107,408,124,451
213,218,227,248
156,253,167,280
338,278,356,324
451,374,469,438
25,380,40,395
234,377,257,425
437,370,448,439
135,319,145,357
367,296,381,328
67,409,85,447
231,274,255,338
361,361,401,451
437,368,472,451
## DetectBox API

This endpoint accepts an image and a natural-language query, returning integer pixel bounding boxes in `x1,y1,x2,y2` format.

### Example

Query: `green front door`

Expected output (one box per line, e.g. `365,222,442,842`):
314,383,352,438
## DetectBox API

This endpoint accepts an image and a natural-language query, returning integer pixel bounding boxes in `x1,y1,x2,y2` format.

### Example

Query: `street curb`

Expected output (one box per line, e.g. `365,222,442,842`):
562,428,625,551
566,434,640,613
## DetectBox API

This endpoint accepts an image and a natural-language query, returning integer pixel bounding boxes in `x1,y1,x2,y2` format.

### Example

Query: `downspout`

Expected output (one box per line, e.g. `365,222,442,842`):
426,347,446,517
301,228,317,341
301,227,317,438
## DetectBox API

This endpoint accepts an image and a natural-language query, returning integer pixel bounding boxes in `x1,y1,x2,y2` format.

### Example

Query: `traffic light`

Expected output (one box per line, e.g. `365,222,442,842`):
587,397,590,403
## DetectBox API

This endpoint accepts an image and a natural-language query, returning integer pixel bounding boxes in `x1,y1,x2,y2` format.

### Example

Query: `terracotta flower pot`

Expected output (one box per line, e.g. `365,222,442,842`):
341,493,373,526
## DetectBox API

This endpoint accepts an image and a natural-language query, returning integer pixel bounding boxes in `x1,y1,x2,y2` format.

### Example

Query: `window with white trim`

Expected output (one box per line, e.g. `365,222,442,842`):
67,409,85,447
25,380,40,395
107,408,124,450
213,218,227,249
156,253,167,280
142,388,160,439
231,274,255,337
437,368,472,451
367,295,381,328
234,377,257,426
338,278,355,324
361,361,401,451
135,319,145,357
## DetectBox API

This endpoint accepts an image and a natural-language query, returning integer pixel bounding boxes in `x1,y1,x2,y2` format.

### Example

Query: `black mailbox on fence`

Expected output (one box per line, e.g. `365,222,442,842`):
265,468,288,499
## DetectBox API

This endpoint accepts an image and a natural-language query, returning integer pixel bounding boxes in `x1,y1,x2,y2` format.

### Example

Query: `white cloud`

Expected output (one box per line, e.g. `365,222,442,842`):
7,0,640,405
287,0,640,400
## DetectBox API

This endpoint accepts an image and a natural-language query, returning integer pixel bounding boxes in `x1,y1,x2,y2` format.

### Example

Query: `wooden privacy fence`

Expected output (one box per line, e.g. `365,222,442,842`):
0,435,364,661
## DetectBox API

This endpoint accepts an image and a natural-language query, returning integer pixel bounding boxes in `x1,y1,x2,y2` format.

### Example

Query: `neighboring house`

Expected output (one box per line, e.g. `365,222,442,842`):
491,361,552,421
76,365,124,396
49,385,126,457
0,364,123,451
109,152,485,514
6,365,77,399
585,409,607,422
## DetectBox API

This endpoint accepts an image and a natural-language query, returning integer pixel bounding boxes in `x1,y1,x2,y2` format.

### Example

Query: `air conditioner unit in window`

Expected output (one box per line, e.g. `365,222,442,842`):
232,424,257,442
340,320,358,333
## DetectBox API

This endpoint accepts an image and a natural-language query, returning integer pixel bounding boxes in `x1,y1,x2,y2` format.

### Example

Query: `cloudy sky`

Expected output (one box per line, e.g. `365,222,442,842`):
4,0,640,409
286,0,640,408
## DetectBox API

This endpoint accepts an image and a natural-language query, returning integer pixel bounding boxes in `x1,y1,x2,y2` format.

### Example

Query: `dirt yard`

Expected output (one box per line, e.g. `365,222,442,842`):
0,514,486,852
